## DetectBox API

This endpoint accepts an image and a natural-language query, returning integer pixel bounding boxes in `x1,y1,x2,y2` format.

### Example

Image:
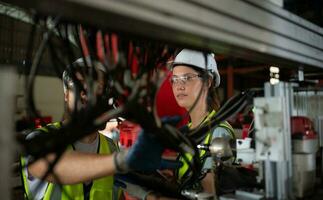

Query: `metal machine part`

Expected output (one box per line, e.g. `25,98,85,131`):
220,190,264,200
318,116,323,147
255,83,320,199
236,138,256,165
254,97,288,162
291,116,318,198
292,154,316,198
253,82,295,200
181,190,214,200
209,137,233,163
318,116,323,184
292,139,318,153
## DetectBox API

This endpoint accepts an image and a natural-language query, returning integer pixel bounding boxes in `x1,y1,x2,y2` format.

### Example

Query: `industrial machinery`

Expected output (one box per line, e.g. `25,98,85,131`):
215,83,323,200
291,116,318,198
1,1,323,200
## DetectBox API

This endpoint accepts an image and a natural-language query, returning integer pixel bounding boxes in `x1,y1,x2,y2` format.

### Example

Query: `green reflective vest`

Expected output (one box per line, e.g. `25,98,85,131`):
21,123,122,200
176,110,235,181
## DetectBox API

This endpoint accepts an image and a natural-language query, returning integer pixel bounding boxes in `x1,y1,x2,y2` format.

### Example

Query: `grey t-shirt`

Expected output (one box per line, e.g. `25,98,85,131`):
74,134,99,154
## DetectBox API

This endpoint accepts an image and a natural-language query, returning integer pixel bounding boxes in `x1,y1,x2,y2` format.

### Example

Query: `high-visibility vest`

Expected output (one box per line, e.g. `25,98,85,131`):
176,110,235,182
20,122,62,200
20,123,122,200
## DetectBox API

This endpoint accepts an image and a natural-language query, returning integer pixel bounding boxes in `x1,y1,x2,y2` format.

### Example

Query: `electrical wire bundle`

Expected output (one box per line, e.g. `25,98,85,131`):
21,15,174,154
19,15,193,199
18,12,257,199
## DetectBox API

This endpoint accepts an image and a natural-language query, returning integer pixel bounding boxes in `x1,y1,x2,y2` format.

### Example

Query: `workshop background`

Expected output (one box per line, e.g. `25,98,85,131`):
1,0,323,199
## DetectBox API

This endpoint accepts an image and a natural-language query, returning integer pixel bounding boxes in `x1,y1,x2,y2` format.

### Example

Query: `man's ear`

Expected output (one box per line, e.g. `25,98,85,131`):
80,90,88,104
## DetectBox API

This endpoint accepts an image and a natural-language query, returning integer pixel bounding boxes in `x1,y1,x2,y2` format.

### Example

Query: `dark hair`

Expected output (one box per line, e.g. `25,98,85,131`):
188,66,220,112
207,81,220,111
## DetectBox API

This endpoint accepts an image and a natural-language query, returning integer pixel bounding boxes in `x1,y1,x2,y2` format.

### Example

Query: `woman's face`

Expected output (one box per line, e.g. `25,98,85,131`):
171,65,208,110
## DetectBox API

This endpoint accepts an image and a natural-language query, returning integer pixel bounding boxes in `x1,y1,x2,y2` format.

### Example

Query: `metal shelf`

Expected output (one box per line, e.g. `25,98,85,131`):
3,0,323,69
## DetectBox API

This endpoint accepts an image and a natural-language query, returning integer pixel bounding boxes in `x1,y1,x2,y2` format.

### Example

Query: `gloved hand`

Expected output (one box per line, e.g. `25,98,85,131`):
114,178,151,200
114,131,182,173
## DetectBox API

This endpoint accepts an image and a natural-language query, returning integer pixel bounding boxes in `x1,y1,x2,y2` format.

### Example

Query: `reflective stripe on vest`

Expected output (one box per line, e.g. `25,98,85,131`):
177,110,235,181
20,156,31,199
21,123,119,200
43,134,115,200
20,122,62,200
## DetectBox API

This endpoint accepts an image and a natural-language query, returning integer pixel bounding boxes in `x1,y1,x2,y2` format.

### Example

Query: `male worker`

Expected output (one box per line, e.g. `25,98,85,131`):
21,58,166,200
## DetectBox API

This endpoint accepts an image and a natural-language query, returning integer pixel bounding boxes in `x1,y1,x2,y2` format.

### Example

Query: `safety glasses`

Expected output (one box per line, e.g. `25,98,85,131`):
170,73,202,86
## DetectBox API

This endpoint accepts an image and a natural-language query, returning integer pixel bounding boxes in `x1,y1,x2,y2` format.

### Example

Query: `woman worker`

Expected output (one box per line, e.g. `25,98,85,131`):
170,49,235,195
150,49,236,199
118,49,236,200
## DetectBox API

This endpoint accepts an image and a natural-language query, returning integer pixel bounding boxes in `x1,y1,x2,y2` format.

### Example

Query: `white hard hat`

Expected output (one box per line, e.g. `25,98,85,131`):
173,49,220,87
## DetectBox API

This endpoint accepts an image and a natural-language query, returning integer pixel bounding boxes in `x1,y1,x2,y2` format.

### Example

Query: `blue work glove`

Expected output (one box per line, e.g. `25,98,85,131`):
114,130,163,172
114,131,182,173
126,131,163,171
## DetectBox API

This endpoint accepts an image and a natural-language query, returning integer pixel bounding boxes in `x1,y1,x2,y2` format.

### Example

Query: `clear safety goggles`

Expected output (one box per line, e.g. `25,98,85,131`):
170,73,202,86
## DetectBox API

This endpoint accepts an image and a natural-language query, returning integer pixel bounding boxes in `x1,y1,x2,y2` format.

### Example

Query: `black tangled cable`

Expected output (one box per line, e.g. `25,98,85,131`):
18,11,256,199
